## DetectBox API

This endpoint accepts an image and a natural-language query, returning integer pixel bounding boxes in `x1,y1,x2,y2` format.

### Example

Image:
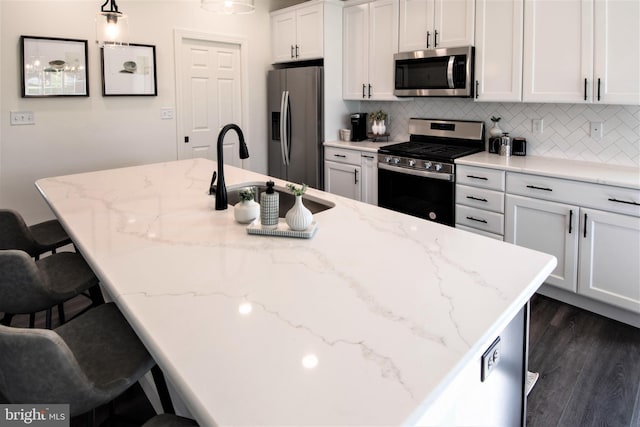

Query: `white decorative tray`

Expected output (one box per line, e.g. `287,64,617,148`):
247,219,317,239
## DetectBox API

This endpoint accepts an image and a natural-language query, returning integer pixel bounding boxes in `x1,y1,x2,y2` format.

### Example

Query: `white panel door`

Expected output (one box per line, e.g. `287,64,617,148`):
368,0,399,100
296,3,324,61
324,161,362,201
523,0,594,103
399,0,434,51
180,38,242,164
271,11,297,63
475,0,523,102
505,195,579,292
594,0,640,105
578,208,640,313
434,0,475,48
343,4,369,100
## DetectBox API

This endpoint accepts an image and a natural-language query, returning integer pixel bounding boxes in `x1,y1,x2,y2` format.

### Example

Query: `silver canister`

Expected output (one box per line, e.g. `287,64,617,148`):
499,133,512,157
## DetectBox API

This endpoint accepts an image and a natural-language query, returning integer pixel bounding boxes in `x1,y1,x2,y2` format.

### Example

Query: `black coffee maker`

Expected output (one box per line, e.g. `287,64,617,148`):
350,113,368,141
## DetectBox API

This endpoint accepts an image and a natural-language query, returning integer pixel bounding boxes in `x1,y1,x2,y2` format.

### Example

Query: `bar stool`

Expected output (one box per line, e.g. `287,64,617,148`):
0,249,103,328
0,302,195,425
0,209,73,259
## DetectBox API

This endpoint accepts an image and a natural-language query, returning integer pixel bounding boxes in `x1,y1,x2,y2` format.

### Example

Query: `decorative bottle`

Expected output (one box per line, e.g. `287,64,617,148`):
260,181,279,229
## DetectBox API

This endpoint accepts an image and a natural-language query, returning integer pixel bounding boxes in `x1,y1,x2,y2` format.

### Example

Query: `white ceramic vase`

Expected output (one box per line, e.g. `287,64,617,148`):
285,195,312,231
234,200,260,224
489,122,503,138
379,120,386,134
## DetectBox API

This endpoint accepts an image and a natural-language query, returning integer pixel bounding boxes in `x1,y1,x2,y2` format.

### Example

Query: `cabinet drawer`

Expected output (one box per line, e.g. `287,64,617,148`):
456,185,505,213
456,224,504,240
325,147,361,165
507,172,640,217
457,165,505,191
456,204,504,235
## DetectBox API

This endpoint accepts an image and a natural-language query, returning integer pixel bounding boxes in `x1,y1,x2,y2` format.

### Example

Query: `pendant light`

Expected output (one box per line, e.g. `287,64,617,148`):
201,0,255,15
96,0,130,47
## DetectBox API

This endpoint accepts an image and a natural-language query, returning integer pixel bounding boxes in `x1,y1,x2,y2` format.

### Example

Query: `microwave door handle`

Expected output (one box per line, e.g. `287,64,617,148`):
447,56,455,89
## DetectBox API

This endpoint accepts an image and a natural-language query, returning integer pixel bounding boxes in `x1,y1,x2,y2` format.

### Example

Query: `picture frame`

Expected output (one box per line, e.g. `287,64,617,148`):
101,43,157,96
20,35,89,97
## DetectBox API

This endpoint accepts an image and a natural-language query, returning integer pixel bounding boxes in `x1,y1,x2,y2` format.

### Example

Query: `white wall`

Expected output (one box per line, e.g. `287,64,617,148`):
0,0,276,224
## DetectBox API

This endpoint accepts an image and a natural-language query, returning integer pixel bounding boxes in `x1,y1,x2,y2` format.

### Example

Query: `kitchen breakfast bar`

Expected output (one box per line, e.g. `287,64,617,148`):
35,158,556,426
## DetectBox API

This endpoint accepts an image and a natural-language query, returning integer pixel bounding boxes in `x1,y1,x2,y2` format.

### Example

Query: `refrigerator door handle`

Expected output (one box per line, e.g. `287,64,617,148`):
279,91,287,166
283,90,291,165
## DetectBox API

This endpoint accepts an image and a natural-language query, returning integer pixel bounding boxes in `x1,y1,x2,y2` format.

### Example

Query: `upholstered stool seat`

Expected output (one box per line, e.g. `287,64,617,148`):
0,249,102,328
0,209,72,259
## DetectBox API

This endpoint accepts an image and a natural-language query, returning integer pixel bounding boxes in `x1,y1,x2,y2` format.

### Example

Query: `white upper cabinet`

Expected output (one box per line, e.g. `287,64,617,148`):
593,0,640,105
474,0,523,102
271,2,324,63
343,0,399,100
399,0,475,52
523,0,639,104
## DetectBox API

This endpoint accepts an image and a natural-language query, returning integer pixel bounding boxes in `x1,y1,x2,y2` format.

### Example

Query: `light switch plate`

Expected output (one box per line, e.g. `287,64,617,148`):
10,111,35,125
481,336,501,382
532,119,543,134
160,108,174,120
590,121,603,140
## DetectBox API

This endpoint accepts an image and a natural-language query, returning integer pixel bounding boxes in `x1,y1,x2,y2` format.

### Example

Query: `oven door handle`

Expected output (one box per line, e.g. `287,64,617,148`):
378,163,454,182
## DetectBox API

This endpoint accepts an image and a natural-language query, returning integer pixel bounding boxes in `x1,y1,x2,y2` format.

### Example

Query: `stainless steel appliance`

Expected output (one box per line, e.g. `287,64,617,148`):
350,113,368,141
378,118,484,226
394,46,474,97
512,137,527,156
268,66,324,189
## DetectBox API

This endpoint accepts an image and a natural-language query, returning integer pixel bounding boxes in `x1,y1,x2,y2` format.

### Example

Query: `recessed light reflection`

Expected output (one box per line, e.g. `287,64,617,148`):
302,354,319,369
238,302,253,315
127,217,137,224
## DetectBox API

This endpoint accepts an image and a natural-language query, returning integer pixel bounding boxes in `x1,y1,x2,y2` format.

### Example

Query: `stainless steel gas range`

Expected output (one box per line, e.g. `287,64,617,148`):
378,118,485,226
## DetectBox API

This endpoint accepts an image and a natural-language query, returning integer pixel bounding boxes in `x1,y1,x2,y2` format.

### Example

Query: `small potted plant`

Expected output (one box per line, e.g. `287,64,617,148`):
489,116,503,138
369,110,388,135
233,188,260,224
285,183,312,231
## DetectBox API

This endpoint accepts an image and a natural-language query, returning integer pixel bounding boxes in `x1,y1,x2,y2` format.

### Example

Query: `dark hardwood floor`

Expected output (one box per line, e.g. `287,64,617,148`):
527,294,640,427
2,293,639,426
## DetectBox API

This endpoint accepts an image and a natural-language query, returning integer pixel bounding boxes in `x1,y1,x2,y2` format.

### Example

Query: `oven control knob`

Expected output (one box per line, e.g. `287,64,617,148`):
393,158,400,164
384,156,392,163
408,160,416,167
435,163,442,171
424,161,432,170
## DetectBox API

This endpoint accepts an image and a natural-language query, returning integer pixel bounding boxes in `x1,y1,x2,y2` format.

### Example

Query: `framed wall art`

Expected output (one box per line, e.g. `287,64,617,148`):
101,43,157,96
20,35,89,97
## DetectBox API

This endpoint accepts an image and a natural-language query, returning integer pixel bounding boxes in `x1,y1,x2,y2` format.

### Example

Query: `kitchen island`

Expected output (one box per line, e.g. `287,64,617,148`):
35,158,556,426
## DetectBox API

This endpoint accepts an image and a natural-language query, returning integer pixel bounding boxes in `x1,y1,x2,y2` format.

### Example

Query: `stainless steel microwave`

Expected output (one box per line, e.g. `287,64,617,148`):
394,46,474,97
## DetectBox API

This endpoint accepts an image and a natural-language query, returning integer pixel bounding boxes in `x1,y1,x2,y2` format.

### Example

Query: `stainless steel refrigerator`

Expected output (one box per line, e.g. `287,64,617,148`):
268,66,324,189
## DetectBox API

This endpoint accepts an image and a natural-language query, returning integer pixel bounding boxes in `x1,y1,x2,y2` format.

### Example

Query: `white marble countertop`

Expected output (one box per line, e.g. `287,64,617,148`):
457,152,640,189
324,139,399,153
35,159,556,426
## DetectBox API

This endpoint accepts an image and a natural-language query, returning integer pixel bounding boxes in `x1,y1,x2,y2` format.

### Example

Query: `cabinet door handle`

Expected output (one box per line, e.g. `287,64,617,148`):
368,84,372,98
597,78,601,101
608,197,640,206
583,213,588,238
434,30,439,47
526,185,553,192
362,155,375,159
467,175,488,181
426,31,431,48
291,45,294,58
362,84,366,98
354,169,359,184
295,45,299,58
475,80,479,99
584,78,587,101
569,209,573,234
466,216,488,224
334,154,347,158
467,195,488,203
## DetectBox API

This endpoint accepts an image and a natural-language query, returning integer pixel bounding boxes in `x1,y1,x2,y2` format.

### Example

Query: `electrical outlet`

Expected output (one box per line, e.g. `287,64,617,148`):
590,121,603,140
481,336,501,382
160,108,174,120
532,119,543,134
10,111,35,126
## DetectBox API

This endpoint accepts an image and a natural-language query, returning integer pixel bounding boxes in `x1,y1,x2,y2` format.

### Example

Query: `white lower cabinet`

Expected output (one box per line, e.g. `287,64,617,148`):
505,172,640,314
324,146,378,205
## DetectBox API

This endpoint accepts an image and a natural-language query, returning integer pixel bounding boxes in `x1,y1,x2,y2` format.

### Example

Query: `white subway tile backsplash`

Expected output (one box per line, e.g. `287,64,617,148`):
365,100,640,167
